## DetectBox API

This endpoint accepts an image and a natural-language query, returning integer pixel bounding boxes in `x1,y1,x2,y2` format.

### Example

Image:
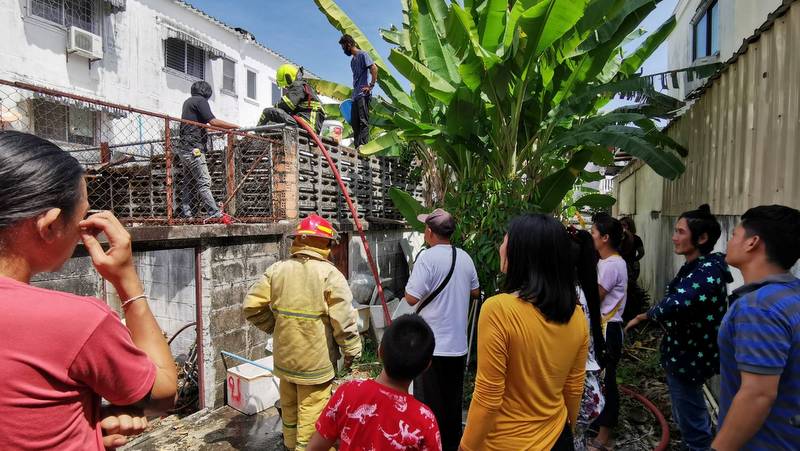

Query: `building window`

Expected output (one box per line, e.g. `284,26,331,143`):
693,0,719,60
31,0,97,33
32,100,97,145
271,80,281,106
165,37,205,80
222,58,236,94
246,69,257,100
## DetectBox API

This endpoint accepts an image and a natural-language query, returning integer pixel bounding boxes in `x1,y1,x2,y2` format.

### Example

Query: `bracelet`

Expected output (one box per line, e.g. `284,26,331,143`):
121,294,147,310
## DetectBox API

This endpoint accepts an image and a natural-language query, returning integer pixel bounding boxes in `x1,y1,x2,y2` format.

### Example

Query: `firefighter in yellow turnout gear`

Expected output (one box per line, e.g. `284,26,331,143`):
258,64,326,134
243,214,361,450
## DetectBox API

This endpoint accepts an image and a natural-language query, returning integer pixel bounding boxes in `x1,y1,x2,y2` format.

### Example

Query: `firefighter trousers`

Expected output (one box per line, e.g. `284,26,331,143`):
278,379,332,450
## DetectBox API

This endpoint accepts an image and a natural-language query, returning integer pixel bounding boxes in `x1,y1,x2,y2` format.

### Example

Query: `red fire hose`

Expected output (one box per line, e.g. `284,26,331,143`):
620,384,670,451
293,116,393,327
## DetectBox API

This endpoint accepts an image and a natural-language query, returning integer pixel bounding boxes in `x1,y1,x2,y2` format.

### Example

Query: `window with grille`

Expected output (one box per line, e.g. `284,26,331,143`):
271,80,281,106
31,0,97,33
32,100,97,145
165,37,205,80
246,69,257,100
693,0,719,60
222,58,236,93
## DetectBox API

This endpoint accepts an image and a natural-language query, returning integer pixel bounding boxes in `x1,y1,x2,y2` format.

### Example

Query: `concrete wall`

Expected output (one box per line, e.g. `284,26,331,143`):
197,237,283,408
29,224,414,409
667,0,782,99
1,0,295,126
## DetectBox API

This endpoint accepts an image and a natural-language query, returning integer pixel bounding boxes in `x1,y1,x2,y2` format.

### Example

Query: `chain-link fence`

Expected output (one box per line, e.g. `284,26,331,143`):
0,79,289,224
0,78,420,227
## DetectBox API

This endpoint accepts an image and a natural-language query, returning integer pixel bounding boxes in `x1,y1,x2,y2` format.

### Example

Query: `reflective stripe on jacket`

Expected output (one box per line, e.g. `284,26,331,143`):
276,80,326,132
243,249,361,385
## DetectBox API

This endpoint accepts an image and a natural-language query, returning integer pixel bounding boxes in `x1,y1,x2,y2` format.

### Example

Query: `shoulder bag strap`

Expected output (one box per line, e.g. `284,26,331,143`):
416,246,457,315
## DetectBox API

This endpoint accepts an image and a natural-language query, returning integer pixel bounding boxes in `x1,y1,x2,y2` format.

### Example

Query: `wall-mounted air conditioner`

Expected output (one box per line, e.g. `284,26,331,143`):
67,26,103,60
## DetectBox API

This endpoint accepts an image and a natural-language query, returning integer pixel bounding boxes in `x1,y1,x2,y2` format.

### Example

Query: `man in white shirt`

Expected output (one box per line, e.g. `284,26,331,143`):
404,209,480,451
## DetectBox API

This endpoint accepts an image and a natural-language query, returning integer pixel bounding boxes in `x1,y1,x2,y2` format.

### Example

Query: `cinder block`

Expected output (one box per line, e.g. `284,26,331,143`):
209,306,247,335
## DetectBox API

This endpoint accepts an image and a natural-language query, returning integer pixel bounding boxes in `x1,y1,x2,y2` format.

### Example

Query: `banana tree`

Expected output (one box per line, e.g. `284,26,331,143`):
313,0,718,292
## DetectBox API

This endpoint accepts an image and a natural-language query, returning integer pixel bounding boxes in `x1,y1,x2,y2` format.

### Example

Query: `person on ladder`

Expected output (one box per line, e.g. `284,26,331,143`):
258,64,326,134
243,214,361,451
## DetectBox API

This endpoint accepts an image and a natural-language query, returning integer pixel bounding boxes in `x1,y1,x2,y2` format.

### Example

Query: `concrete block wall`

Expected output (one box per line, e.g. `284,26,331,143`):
31,254,103,298
200,238,283,409
27,224,415,410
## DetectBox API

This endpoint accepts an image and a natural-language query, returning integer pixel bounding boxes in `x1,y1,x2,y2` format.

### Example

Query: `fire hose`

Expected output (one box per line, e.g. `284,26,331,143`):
293,116,393,327
620,385,670,451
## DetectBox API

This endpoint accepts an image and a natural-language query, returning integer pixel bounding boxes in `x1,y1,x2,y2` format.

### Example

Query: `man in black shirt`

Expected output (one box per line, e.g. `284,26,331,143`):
178,81,237,219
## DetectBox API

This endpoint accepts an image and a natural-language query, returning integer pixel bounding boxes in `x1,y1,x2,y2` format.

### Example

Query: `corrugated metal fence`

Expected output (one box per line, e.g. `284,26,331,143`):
664,0,800,215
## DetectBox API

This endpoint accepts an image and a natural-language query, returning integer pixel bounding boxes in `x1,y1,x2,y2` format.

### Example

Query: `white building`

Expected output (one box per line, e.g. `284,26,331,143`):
0,0,314,148
667,0,781,99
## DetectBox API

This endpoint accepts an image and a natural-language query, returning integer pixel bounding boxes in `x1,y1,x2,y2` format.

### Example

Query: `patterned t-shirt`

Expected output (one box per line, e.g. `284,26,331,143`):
316,379,441,451
648,252,732,383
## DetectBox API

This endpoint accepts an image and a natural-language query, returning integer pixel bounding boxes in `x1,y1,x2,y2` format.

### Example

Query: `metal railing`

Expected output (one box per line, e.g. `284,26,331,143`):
0,79,289,224
0,78,421,227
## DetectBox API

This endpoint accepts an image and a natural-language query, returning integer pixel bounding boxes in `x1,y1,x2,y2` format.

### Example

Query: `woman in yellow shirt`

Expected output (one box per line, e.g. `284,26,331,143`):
461,214,589,451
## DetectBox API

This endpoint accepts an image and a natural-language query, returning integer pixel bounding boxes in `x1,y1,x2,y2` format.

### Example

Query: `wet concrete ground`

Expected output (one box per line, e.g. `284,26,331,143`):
122,406,284,451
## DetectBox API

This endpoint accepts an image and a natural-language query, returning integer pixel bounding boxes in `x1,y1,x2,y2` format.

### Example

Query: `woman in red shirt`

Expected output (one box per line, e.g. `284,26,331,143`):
0,131,177,450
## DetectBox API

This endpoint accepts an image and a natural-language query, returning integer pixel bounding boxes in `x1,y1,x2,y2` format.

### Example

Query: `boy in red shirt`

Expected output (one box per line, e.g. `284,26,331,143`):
308,315,442,451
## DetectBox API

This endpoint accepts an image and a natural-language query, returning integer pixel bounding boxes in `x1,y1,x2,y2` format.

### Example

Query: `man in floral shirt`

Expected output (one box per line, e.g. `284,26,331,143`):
627,205,731,451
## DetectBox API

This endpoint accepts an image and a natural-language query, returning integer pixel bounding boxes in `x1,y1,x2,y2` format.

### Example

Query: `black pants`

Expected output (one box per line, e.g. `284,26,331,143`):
593,321,623,429
551,421,575,451
352,95,370,148
414,355,466,451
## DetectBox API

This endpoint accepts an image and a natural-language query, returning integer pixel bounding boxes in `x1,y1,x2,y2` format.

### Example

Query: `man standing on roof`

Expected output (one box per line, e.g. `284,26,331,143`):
243,214,361,451
339,34,377,149
258,64,326,134
178,80,238,221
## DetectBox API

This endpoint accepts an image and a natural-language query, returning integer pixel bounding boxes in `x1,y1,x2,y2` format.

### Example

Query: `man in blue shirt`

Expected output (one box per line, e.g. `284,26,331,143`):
714,204,800,450
339,34,377,149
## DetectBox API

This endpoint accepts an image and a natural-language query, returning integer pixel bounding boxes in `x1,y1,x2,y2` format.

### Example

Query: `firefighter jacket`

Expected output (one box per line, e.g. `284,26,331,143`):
243,243,361,385
277,79,326,132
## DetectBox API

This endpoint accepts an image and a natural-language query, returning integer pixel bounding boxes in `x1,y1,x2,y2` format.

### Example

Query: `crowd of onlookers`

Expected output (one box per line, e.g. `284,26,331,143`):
0,130,798,451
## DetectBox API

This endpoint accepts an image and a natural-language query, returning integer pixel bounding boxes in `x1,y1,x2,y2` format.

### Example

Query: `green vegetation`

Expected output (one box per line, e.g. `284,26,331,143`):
312,0,718,293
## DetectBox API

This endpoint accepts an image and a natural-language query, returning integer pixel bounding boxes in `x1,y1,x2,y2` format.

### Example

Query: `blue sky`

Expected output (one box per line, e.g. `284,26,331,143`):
188,0,677,89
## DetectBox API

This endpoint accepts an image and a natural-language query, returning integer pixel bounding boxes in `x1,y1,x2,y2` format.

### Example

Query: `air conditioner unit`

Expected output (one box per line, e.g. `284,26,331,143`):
67,26,103,60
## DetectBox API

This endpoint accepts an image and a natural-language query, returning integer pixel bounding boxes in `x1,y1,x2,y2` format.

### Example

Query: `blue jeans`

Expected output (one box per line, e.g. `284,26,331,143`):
666,372,713,451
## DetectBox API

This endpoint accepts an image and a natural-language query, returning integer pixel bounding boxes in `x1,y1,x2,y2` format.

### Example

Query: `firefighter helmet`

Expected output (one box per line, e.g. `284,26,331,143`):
276,64,300,89
289,214,337,240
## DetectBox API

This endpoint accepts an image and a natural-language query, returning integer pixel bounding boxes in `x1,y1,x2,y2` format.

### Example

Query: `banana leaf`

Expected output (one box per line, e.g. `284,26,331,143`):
307,79,352,101
388,187,426,232
619,15,676,76
571,193,616,209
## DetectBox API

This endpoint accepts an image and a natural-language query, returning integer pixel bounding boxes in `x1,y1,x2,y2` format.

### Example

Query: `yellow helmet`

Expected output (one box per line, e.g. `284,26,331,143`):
276,64,299,88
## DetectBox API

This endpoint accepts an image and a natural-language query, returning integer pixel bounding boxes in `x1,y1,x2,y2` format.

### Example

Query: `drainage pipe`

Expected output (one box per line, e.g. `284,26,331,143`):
194,246,206,410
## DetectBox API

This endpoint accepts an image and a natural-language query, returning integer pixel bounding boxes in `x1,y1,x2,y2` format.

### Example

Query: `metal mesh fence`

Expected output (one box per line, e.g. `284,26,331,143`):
0,79,420,227
0,79,288,224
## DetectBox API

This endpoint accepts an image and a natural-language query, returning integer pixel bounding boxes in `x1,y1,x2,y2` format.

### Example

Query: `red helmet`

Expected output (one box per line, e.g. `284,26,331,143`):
289,214,337,240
